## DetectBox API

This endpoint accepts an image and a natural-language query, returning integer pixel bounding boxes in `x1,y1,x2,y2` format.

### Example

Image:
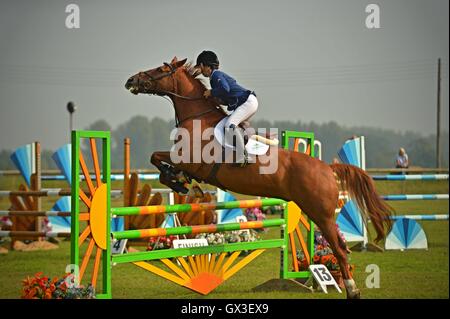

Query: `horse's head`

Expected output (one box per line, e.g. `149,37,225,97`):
125,57,188,95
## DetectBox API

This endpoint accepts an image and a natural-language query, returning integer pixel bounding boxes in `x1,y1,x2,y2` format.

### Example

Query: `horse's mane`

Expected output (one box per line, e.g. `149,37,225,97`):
183,62,202,80
182,62,225,114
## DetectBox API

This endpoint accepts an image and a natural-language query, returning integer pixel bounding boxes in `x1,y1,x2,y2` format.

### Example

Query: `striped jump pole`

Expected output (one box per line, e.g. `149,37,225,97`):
381,194,449,201
70,130,315,298
0,230,70,238
390,214,449,221
338,194,449,201
41,173,160,181
0,188,121,197
0,189,72,197
113,219,285,240
0,188,209,198
112,198,286,216
0,189,151,198
0,210,71,217
371,174,448,181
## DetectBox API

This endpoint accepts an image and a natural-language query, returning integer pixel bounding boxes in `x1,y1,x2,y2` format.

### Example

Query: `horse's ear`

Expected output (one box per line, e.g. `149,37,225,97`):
171,56,178,64
172,58,187,68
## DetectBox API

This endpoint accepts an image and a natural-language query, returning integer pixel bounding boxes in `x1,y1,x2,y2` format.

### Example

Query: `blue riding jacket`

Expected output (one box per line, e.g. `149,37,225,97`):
210,70,253,111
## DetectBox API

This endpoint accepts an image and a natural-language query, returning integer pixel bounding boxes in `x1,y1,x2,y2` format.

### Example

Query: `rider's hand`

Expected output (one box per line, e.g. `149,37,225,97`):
203,89,212,99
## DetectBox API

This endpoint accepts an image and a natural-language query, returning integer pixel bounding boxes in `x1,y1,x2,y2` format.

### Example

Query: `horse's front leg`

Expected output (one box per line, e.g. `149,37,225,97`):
150,151,189,194
150,151,174,175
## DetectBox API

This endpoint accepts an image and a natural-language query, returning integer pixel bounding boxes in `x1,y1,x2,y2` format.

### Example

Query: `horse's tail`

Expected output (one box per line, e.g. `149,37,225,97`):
330,163,394,242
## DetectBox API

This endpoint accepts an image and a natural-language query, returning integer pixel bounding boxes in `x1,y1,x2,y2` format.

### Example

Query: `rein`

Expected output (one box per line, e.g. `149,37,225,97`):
157,90,204,101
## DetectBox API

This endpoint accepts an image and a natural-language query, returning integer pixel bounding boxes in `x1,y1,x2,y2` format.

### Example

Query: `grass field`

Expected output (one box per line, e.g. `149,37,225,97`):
0,176,448,299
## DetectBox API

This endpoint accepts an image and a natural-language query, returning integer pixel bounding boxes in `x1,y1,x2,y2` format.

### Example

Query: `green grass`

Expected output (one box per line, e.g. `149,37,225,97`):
0,176,448,299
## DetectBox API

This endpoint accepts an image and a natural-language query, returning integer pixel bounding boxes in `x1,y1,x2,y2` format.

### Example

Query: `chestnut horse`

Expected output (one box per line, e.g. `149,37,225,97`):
125,57,393,298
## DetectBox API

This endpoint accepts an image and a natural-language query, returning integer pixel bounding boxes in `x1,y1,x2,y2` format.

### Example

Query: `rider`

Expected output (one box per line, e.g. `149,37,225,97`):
195,50,258,166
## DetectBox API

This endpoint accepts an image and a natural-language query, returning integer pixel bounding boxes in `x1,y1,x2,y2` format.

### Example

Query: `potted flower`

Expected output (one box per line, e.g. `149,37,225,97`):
296,224,354,289
297,247,352,289
22,272,95,299
196,230,259,245
195,230,260,256
146,235,178,251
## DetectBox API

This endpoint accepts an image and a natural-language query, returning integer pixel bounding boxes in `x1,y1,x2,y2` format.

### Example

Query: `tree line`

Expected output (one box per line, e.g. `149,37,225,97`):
0,116,448,170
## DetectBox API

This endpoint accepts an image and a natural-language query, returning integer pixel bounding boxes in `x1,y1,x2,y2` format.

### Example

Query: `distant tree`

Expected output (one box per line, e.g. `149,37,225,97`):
112,116,173,170
79,120,113,169
406,134,447,168
0,150,15,170
1,118,447,172
41,150,58,170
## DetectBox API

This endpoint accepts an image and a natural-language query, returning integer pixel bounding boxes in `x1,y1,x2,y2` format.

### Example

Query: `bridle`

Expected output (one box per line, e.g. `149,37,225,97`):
138,63,202,100
137,62,218,127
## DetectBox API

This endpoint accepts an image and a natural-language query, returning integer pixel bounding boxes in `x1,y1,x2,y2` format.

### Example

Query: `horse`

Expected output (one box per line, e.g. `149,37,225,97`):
125,57,393,299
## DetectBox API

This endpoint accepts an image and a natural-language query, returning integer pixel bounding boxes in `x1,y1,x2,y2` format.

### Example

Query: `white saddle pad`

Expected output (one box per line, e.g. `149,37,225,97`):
214,117,270,156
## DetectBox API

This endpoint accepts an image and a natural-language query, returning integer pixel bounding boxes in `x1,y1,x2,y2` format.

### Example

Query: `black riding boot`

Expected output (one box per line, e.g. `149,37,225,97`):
225,124,249,166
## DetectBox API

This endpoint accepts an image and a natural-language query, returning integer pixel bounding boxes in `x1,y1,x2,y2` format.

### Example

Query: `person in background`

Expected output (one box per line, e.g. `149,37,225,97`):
395,147,409,169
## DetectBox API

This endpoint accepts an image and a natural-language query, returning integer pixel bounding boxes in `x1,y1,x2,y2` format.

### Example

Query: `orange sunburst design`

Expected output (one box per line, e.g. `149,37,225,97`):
76,138,106,290
287,201,310,270
133,249,265,295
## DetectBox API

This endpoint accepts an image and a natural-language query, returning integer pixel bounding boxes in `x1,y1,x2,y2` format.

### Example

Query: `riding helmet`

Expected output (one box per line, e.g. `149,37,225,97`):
195,50,219,68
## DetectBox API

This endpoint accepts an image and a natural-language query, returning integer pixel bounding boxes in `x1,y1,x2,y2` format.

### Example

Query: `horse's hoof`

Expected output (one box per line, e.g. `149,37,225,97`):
346,289,361,299
191,185,204,198
172,183,189,195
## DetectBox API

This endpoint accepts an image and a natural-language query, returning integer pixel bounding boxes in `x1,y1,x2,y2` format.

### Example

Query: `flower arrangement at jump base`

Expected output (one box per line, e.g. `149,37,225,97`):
297,245,354,289
146,235,178,251
297,245,340,271
196,229,259,245
21,272,95,299
296,224,353,288
193,208,265,245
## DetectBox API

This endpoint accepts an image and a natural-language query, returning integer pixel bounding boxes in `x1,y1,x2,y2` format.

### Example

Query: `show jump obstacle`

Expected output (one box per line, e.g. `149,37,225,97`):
70,130,315,298
1,136,213,251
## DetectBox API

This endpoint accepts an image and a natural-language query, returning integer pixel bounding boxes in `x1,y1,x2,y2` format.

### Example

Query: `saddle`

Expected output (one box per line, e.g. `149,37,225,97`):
214,117,279,156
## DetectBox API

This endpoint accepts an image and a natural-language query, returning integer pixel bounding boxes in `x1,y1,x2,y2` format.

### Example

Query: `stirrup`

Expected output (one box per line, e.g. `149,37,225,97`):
239,158,249,167
233,150,252,167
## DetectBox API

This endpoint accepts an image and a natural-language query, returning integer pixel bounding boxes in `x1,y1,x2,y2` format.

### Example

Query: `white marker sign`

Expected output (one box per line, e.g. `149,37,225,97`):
309,264,342,294
111,239,128,255
173,238,208,249
173,239,209,265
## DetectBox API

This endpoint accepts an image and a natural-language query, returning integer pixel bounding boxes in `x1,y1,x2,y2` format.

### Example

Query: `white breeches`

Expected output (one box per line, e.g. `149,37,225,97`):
225,94,258,128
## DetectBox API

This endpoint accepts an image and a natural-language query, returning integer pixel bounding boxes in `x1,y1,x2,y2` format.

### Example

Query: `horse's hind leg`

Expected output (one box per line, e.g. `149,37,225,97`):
317,218,361,299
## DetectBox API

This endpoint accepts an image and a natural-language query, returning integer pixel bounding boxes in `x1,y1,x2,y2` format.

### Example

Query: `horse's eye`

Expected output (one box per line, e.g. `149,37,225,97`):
157,67,163,72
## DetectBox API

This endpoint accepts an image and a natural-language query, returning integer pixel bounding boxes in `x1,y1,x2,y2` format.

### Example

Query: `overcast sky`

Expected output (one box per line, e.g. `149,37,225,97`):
0,0,448,150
